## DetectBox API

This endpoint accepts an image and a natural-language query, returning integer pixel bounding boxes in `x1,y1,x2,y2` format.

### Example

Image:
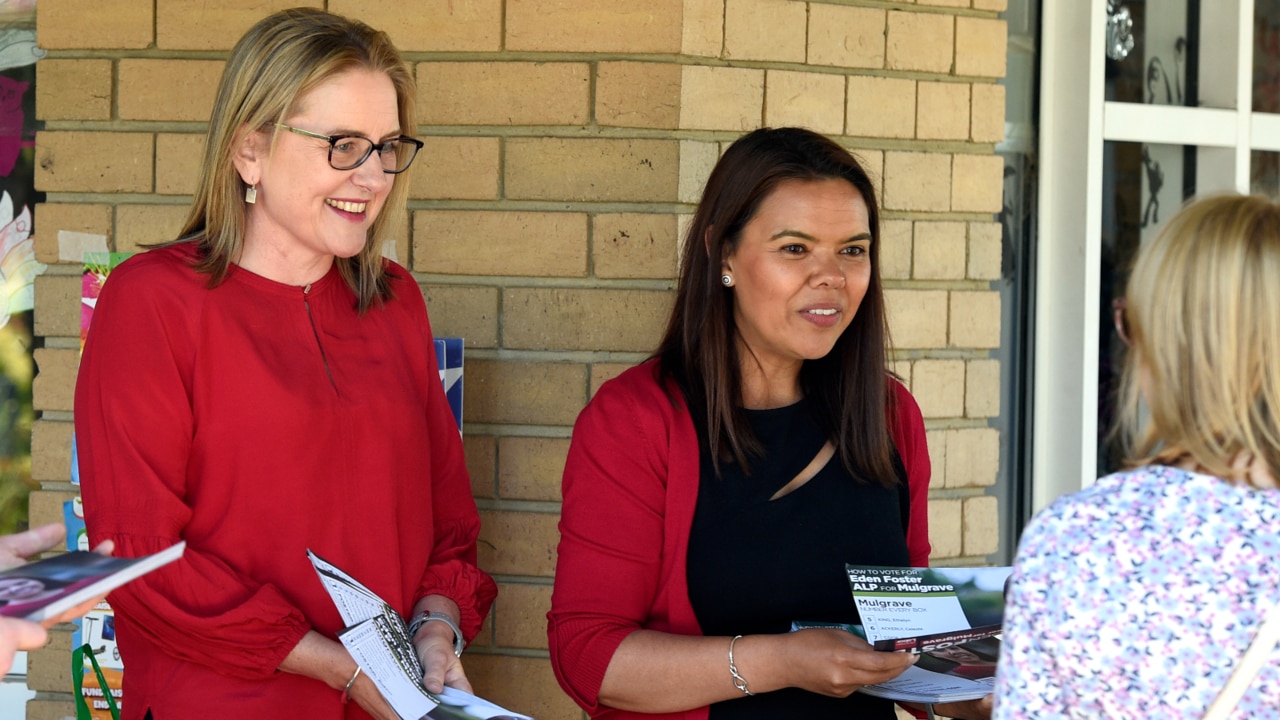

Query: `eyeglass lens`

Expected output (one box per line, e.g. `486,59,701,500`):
330,137,418,173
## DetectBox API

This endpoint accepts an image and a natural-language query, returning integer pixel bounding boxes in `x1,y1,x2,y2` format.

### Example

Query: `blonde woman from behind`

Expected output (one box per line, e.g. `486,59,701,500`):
994,194,1280,718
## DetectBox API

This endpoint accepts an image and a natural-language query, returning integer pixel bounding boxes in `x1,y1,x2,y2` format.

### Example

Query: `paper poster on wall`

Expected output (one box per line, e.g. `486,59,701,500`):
435,337,463,434
81,252,132,353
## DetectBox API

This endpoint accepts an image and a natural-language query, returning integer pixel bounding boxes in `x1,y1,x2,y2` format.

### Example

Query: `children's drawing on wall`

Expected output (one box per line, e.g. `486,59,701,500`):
0,8,45,532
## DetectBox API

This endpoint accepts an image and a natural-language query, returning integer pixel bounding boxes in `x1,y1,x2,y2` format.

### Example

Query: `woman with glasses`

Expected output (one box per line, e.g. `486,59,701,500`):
74,9,495,719
994,194,1280,718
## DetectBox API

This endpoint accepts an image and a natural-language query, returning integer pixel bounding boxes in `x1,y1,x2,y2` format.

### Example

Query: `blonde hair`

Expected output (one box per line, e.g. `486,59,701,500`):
1118,194,1280,485
177,7,415,312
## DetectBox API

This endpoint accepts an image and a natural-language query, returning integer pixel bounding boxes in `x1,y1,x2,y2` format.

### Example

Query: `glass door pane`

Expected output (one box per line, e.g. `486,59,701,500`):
1107,0,1200,107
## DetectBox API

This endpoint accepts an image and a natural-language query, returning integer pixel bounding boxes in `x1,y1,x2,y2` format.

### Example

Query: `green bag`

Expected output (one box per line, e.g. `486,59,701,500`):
72,643,120,720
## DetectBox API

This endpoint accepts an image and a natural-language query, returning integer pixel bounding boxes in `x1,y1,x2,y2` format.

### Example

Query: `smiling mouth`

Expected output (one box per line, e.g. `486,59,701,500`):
326,199,367,214
807,308,839,316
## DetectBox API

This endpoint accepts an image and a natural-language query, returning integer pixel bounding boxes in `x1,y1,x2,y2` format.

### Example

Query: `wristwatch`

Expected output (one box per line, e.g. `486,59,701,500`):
407,611,465,657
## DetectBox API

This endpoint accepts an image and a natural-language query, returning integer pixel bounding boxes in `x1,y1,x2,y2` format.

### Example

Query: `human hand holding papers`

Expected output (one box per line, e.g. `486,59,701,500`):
308,550,532,720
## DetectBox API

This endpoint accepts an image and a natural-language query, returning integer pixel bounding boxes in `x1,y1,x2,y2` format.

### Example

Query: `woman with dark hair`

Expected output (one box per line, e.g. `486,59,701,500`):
548,128,985,720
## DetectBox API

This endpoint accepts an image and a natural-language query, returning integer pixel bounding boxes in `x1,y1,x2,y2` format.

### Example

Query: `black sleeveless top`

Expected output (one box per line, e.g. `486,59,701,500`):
686,398,910,720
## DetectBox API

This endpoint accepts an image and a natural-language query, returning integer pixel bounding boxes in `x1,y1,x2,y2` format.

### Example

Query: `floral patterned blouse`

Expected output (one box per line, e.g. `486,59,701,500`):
994,465,1280,718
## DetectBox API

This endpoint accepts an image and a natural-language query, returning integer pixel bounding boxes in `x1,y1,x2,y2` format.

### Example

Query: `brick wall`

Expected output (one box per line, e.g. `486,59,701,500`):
27,0,1008,717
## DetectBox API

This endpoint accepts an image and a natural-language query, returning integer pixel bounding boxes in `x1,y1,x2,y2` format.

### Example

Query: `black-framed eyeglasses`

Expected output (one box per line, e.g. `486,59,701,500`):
274,123,423,174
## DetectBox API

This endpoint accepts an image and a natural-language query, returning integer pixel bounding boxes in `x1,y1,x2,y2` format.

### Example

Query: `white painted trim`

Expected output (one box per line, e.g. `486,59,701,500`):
1102,103,1238,147
1251,114,1280,151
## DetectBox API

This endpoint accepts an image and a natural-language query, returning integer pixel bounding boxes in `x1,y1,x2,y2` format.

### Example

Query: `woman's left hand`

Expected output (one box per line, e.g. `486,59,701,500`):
413,622,472,694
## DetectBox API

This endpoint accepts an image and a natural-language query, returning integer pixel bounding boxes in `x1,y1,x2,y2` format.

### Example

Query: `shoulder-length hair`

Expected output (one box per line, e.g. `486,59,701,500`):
655,127,896,484
177,7,415,312
1118,194,1280,485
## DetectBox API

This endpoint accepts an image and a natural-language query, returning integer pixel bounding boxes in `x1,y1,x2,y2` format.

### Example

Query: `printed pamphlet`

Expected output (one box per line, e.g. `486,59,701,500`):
308,550,532,720
834,565,1012,704
0,541,185,622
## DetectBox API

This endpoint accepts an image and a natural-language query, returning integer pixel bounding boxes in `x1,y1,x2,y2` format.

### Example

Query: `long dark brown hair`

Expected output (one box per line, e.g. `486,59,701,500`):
655,127,897,485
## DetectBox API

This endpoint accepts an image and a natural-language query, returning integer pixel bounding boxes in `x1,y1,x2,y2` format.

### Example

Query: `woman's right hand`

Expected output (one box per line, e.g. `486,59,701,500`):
775,628,917,697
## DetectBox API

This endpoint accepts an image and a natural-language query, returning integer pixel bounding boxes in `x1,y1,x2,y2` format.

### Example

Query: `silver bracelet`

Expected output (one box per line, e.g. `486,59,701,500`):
728,634,752,696
407,611,465,657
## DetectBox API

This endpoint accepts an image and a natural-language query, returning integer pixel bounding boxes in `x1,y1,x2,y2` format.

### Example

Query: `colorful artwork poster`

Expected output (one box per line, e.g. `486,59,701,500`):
435,337,463,434
72,600,124,720
81,252,132,353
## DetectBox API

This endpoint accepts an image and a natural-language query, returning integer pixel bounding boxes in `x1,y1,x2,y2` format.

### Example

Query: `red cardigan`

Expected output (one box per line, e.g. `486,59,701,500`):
76,244,496,720
547,361,931,720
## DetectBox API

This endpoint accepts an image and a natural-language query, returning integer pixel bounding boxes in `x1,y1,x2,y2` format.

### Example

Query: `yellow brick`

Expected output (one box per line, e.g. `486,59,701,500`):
591,362,635,397
33,203,112,265
885,289,948,349
724,0,806,62
329,0,501,52
968,221,1002,279
854,148,885,205
917,82,971,141
156,133,206,196
36,59,111,121
765,70,845,135
971,83,1006,143
593,213,678,279
506,138,679,203
37,0,152,49
35,132,152,194
879,219,913,280
465,434,497,498
883,151,951,212
503,288,672,353
493,582,553,649
471,603,494,648
32,274,79,340
912,359,965,418
28,489,79,534
679,140,720,204
421,284,500,348
383,211,411,270
597,62,682,130
913,221,967,280
499,437,569,501
117,205,189,253
963,495,1000,556
917,0,968,6
950,290,1001,348
924,425,945,478
27,625,74,691
951,153,1005,213
507,0,682,53
679,66,764,132
809,5,885,69
119,59,223,123
477,510,559,576
32,348,77,413
682,0,725,56
846,76,915,140
945,428,999,488
928,497,962,559
31,418,73,483
409,136,500,201
418,62,589,127
966,358,1001,418
157,0,316,50
974,0,1009,10
886,10,954,74
956,17,1008,78
465,655,582,720
466,360,587,426
27,699,77,720
414,211,587,277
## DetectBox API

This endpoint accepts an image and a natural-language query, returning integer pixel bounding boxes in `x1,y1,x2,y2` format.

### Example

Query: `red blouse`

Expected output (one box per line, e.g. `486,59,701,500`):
547,361,931,720
76,243,496,720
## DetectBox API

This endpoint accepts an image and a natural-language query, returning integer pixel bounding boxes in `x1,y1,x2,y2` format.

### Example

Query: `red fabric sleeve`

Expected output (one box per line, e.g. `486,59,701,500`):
76,262,309,679
548,373,675,714
889,381,932,568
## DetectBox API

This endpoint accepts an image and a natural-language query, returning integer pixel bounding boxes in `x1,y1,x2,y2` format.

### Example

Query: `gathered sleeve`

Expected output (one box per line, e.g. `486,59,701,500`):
412,308,497,642
547,372,681,714
75,262,309,679
888,381,932,567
